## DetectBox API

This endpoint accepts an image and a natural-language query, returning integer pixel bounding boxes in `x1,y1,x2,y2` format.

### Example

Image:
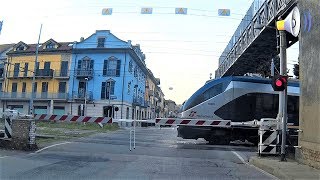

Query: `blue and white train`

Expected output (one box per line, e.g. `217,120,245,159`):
178,76,299,144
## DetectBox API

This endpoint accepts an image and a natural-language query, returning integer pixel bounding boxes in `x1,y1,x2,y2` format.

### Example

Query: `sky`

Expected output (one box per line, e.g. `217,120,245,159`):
0,0,298,104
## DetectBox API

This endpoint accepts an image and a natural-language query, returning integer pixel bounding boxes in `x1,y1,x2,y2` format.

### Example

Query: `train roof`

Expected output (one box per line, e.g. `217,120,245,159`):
206,76,299,87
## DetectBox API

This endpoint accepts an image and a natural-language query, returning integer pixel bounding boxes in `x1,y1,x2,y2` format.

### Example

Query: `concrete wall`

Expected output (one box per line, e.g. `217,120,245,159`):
296,0,320,169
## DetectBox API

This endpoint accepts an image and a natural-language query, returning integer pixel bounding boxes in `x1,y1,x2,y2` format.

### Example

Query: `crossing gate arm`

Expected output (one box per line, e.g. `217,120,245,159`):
155,118,231,127
34,114,112,124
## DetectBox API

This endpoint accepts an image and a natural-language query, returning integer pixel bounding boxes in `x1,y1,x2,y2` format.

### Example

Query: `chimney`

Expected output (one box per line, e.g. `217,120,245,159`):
80,37,84,42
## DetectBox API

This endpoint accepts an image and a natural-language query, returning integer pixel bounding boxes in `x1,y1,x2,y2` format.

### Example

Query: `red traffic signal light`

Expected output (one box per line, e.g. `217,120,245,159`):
272,75,287,91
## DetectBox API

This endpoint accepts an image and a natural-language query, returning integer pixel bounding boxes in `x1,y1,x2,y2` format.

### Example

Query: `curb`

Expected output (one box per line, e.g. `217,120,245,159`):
249,157,288,179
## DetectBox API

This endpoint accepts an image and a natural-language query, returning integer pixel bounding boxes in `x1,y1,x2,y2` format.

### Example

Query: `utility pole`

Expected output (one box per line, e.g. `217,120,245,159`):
29,24,43,116
279,30,288,161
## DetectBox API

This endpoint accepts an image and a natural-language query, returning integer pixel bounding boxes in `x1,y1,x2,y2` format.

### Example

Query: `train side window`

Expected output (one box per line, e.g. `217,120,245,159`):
203,83,223,101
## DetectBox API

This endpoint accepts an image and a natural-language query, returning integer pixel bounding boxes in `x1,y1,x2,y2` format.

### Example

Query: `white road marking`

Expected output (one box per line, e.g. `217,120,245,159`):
232,151,278,180
0,156,8,159
35,142,73,153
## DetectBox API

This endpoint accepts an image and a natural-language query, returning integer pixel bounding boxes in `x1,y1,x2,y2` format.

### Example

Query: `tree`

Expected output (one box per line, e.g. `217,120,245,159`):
255,55,280,77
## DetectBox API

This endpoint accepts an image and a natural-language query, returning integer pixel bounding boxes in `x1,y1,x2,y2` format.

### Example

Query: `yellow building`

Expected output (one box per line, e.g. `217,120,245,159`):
2,39,72,114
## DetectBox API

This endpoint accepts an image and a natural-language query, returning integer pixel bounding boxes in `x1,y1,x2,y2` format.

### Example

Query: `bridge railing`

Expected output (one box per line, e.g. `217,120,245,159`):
216,0,294,78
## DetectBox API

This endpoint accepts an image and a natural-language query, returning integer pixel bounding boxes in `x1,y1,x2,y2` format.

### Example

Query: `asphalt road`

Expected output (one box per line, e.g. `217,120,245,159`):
1,127,274,180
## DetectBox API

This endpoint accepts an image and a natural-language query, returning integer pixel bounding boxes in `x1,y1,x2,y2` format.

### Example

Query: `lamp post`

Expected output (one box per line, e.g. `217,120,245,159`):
29,24,43,116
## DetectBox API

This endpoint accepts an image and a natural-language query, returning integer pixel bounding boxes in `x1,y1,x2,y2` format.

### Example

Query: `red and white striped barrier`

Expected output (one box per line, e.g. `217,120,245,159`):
34,114,112,124
155,118,231,127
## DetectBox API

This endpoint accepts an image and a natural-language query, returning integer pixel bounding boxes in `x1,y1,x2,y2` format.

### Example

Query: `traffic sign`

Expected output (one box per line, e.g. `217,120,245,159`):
218,9,231,16
175,8,187,15
102,8,113,15
141,8,153,14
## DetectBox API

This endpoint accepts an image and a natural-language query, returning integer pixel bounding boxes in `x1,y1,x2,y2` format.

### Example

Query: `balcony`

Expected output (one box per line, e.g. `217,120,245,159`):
0,92,68,100
54,70,69,79
76,69,93,79
36,69,54,78
72,91,93,101
132,97,143,106
142,100,150,108
7,69,54,79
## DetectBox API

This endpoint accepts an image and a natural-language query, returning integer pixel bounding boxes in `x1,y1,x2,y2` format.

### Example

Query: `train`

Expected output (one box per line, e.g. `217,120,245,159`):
177,76,299,145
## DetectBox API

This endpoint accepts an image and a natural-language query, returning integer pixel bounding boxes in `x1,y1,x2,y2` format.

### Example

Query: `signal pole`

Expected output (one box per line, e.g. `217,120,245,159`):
279,30,288,161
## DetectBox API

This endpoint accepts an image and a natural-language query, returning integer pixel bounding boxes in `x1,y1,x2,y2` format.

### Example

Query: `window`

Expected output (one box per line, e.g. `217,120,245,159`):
13,63,20,77
60,61,68,76
0,68,3,78
97,37,105,47
44,62,51,76
42,82,48,92
78,57,93,69
103,57,121,76
16,45,25,51
134,66,137,77
126,107,129,119
34,82,37,93
53,106,65,115
34,106,47,114
22,82,26,93
127,82,131,95
41,82,48,98
101,81,115,99
58,82,66,93
12,83,17,92
128,60,133,73
46,42,55,49
24,63,28,77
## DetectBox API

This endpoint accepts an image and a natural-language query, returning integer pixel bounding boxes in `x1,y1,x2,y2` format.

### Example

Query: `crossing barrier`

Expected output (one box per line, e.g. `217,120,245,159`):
4,117,12,139
258,118,280,155
34,114,113,124
155,118,231,127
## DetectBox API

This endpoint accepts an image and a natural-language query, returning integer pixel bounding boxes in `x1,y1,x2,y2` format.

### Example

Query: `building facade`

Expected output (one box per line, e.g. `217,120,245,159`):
2,39,72,115
0,30,166,120
0,44,15,115
69,30,150,119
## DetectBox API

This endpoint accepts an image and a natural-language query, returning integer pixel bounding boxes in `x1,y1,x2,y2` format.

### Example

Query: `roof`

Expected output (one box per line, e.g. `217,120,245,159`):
7,41,73,55
0,44,14,54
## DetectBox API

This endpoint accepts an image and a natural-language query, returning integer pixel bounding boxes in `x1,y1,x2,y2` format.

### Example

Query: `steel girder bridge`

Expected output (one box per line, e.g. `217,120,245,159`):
215,0,298,78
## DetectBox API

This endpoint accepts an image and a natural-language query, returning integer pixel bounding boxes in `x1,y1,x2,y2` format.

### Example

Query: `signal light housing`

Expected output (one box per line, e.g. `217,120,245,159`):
272,75,288,91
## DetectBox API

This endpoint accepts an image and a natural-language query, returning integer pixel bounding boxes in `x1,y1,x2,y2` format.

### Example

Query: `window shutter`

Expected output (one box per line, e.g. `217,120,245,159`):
116,60,121,77
111,81,115,95
77,60,81,69
103,60,108,76
101,82,106,99
90,60,94,69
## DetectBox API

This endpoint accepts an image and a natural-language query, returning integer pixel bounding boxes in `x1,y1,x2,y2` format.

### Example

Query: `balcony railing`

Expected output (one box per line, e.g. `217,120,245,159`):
0,92,68,100
54,70,69,78
72,91,93,101
76,69,93,78
133,97,143,106
7,69,54,78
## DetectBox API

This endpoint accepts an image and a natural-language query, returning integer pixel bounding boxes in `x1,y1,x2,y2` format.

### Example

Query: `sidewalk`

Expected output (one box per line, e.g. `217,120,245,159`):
250,156,320,179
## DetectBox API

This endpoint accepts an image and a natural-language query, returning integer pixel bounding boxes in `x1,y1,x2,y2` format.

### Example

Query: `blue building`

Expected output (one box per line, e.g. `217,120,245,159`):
69,30,149,119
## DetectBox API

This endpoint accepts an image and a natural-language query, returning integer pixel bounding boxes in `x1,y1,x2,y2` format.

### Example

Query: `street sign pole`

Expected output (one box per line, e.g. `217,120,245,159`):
279,30,288,161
